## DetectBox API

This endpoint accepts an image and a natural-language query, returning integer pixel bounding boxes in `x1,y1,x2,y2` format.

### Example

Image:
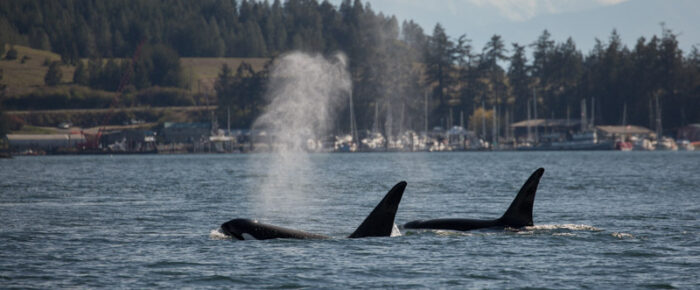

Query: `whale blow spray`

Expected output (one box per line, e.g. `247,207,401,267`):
252,52,352,220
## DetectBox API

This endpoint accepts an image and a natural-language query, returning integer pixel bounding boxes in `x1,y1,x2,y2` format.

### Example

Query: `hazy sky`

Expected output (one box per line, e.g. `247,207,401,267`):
328,0,699,55
351,0,628,23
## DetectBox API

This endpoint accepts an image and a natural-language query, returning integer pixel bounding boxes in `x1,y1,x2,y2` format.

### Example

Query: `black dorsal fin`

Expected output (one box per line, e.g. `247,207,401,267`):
347,181,407,238
499,168,545,228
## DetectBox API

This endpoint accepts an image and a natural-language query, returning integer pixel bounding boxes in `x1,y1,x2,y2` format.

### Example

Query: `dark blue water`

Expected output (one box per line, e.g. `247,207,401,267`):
1,152,698,288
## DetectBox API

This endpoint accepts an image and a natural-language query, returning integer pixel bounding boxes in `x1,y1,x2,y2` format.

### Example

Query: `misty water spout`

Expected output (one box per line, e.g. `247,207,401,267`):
252,52,352,218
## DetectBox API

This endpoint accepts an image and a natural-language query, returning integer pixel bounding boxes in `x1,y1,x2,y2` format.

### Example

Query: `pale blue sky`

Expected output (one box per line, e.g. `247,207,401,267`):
328,0,699,55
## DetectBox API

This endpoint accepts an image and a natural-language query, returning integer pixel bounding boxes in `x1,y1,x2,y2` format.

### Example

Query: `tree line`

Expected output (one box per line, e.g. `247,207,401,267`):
421,25,700,138
70,44,185,92
1,0,698,136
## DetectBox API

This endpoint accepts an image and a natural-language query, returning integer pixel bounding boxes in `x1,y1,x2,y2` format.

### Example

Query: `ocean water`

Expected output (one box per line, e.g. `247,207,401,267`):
1,152,698,288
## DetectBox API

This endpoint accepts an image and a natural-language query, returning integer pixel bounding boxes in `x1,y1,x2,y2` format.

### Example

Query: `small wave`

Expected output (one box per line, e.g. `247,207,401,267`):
209,229,231,240
611,232,635,239
390,223,402,237
433,230,479,237
553,233,577,237
526,224,602,231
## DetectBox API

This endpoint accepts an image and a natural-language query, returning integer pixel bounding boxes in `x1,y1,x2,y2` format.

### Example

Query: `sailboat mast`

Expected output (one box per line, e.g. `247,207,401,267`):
505,107,509,144
622,102,627,140
590,97,595,128
349,91,358,143
527,98,532,143
655,94,662,138
449,108,453,129
580,98,587,132
424,90,428,135
481,101,486,140
533,90,538,144
399,103,405,135
492,105,497,149
373,102,379,133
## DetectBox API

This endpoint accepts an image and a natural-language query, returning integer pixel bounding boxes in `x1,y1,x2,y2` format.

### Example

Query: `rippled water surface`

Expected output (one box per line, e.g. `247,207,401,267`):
1,152,699,288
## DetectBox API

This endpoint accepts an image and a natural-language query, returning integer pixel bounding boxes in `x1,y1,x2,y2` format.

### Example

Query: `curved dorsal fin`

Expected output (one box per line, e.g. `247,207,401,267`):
348,181,407,238
499,168,545,227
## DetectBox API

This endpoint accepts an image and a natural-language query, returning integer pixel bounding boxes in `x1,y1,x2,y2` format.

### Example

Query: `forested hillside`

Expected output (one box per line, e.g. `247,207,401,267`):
1,0,698,134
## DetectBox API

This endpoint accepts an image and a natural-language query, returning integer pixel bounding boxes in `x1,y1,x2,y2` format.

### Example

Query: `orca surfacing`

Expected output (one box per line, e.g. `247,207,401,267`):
403,168,545,232
220,181,407,240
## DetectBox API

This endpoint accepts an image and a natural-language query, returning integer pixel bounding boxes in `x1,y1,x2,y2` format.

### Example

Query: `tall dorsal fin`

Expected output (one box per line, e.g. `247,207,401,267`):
348,181,407,238
499,168,545,227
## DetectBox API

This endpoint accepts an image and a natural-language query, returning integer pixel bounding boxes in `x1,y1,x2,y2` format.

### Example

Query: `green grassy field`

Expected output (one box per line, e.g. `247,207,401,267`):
0,44,75,96
181,57,269,93
0,44,269,97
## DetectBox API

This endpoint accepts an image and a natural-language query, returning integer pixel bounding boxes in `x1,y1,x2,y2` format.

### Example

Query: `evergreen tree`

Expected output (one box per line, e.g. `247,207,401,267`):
0,68,5,94
44,61,62,86
242,20,268,57
101,59,122,91
481,35,508,72
0,0,697,130
87,57,103,89
28,28,51,51
454,35,479,120
215,63,234,109
425,23,457,127
73,61,89,85
0,67,5,136
5,45,17,60
145,44,183,88
547,37,583,119
0,68,7,137
401,20,426,57
132,61,151,90
478,35,509,105
508,43,530,121
531,30,555,81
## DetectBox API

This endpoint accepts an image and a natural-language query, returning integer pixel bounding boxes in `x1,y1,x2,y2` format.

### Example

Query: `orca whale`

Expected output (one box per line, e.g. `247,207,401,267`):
220,181,407,240
403,168,545,231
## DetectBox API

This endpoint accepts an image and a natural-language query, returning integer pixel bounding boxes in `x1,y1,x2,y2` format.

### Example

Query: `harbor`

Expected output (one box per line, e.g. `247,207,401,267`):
3,119,698,155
